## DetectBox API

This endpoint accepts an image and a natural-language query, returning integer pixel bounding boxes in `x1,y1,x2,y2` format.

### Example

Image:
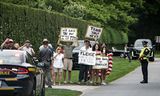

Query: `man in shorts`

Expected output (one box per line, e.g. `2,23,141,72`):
63,41,77,83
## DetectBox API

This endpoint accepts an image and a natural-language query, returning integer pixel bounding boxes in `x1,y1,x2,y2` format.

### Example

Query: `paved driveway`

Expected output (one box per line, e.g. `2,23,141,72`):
82,59,160,96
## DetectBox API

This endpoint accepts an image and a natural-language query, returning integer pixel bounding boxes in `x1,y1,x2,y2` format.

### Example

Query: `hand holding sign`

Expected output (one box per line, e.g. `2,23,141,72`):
60,27,77,42
85,25,103,40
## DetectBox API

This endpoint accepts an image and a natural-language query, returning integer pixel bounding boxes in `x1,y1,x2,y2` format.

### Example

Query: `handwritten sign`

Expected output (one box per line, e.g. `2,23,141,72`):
78,50,96,65
60,27,77,42
85,25,103,40
93,55,108,69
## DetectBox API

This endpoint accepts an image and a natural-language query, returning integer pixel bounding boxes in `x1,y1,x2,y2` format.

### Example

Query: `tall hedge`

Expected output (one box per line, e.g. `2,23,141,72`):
0,2,89,51
0,2,128,52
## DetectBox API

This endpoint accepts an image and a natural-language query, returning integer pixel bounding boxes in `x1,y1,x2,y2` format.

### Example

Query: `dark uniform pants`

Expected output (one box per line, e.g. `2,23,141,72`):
140,60,148,82
79,64,89,82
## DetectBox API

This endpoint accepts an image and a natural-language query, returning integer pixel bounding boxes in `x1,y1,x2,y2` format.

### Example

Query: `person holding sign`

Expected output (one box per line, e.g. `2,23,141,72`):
78,39,92,84
63,41,78,84
100,43,109,85
92,43,102,84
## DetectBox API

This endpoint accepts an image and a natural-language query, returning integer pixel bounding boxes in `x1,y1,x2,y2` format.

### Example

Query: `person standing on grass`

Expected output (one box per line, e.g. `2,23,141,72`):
139,41,150,84
63,41,78,84
52,47,64,85
100,43,109,85
78,39,92,84
39,38,53,88
92,43,102,84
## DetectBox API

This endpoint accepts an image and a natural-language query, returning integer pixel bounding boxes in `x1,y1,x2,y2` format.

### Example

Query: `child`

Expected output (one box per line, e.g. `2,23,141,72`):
52,47,64,85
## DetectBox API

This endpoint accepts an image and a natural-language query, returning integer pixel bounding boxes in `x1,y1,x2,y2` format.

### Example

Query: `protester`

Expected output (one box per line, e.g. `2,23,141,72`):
39,38,53,88
62,41,77,84
18,40,35,56
14,43,20,49
1,38,16,49
78,39,92,84
92,43,101,84
52,47,64,85
139,41,150,84
100,43,109,85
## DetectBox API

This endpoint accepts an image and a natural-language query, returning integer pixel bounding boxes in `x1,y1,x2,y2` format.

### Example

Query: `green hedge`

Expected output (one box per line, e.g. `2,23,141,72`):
0,2,128,52
0,2,89,51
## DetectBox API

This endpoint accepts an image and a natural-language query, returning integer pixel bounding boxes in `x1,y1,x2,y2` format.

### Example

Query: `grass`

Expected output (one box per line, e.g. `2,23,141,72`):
45,57,140,96
46,88,82,96
155,51,160,58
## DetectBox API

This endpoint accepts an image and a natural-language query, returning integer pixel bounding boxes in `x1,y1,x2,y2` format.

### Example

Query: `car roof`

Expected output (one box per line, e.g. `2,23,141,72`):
0,49,26,54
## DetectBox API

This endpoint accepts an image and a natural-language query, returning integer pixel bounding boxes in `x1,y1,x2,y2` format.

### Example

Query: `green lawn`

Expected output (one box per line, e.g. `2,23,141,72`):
46,88,82,96
155,51,160,58
46,57,140,96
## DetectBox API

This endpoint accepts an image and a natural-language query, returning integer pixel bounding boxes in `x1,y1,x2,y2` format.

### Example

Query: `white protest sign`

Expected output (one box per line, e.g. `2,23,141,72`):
78,50,96,65
93,55,108,69
85,25,103,40
60,27,77,42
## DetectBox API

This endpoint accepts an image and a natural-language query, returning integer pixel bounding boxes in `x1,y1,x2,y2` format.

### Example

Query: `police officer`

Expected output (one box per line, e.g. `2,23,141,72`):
139,41,150,84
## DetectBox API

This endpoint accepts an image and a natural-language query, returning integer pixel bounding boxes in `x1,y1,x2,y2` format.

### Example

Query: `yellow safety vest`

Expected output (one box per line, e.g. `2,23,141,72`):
139,47,150,60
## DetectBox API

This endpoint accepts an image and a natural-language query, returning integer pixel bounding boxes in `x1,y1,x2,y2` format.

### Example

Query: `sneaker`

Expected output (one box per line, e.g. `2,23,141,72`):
64,81,67,84
101,82,106,85
48,85,52,88
89,81,93,84
69,81,73,84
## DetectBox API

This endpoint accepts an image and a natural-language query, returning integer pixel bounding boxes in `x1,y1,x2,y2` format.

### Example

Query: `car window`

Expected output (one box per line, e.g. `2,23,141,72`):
26,53,35,65
134,40,152,47
0,50,24,64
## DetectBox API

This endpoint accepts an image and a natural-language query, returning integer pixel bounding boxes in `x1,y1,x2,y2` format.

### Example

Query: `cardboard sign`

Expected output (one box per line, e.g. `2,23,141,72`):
60,27,77,42
93,55,108,69
85,25,103,40
78,50,96,65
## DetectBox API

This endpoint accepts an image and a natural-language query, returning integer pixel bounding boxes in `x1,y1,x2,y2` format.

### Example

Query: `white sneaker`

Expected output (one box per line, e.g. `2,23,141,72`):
89,81,93,84
101,82,106,85
69,81,73,84
64,81,67,84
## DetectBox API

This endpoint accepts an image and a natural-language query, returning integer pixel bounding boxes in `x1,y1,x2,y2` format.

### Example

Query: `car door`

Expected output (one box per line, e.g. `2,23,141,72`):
26,53,43,92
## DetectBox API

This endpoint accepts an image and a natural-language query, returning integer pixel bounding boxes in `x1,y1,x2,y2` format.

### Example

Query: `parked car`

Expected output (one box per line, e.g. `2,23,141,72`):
0,50,45,96
131,39,155,61
72,40,95,70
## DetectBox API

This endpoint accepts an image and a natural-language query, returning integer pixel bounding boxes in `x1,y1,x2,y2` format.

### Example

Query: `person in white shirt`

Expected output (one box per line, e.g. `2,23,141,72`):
78,39,92,84
51,47,64,85
18,40,35,56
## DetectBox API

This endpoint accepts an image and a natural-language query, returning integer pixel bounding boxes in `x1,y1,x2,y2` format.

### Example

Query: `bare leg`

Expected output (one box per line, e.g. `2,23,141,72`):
63,70,67,83
68,71,71,82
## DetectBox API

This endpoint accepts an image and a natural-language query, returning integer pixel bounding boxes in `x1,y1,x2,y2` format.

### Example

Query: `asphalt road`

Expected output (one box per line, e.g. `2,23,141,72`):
82,59,160,96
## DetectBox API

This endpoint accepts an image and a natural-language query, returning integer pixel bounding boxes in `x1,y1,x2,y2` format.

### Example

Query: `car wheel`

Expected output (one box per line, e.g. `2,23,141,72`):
40,83,45,96
30,80,36,96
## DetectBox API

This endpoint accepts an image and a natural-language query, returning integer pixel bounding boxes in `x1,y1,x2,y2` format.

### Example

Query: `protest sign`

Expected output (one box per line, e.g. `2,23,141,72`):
60,27,77,42
85,25,103,40
78,50,96,65
93,55,108,69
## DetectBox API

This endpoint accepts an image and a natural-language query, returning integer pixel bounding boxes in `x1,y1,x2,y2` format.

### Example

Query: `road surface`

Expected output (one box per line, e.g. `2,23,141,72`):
82,59,160,96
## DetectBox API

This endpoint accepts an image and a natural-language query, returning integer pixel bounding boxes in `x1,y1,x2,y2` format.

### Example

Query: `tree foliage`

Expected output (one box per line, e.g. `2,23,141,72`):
1,0,151,44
